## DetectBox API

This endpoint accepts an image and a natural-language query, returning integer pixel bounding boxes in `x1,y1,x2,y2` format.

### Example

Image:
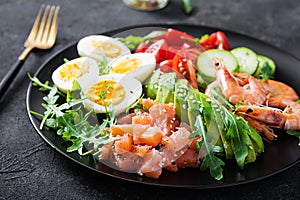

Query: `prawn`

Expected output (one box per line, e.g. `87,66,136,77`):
236,101,300,130
230,72,298,109
236,112,277,142
263,80,299,108
214,58,267,105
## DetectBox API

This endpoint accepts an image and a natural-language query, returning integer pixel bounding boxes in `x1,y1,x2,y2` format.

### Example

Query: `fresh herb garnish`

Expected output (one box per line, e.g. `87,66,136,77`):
118,30,165,50
190,115,225,180
98,52,111,75
260,62,273,81
27,73,65,96
29,75,118,156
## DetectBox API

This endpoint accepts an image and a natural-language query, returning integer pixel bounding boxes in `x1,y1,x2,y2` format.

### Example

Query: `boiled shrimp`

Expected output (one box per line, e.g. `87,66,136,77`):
231,71,298,108
263,80,299,108
236,102,300,130
236,112,277,142
214,58,267,105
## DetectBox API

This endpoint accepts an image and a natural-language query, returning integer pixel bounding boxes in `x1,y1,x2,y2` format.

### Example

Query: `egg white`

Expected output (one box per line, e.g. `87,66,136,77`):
79,74,142,114
51,57,99,93
77,35,131,63
109,53,156,83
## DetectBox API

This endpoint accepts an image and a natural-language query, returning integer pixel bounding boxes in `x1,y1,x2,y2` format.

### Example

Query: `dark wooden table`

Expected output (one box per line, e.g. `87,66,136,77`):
0,0,299,199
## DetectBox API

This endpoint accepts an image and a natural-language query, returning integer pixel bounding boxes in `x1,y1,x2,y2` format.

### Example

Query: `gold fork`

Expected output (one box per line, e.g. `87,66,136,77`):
0,4,60,100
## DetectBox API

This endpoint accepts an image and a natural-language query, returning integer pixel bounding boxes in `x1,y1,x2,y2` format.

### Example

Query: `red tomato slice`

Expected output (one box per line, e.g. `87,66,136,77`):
215,31,231,50
199,31,230,50
199,33,218,50
172,48,201,89
135,41,152,53
159,59,174,73
166,29,196,47
145,39,168,63
165,46,181,60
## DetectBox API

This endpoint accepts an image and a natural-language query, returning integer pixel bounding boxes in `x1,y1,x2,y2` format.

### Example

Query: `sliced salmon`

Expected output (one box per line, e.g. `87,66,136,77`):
132,144,152,157
132,112,152,125
138,126,163,147
139,98,154,110
114,133,133,154
175,149,200,168
112,151,142,171
165,127,192,155
99,141,114,160
139,148,163,179
110,124,133,136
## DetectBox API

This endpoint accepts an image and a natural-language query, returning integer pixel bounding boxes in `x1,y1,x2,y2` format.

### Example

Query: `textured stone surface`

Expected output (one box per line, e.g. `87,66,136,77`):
0,0,299,199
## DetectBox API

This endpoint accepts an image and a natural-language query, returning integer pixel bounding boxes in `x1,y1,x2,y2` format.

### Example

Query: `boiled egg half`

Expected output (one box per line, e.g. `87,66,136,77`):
79,74,142,114
77,35,131,63
109,53,156,83
52,57,99,93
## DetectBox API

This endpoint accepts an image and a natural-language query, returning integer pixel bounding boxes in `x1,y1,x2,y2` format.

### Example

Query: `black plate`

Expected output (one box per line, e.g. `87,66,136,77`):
26,24,300,189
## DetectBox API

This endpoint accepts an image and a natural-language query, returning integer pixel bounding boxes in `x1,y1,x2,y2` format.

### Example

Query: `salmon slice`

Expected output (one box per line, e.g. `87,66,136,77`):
138,126,163,147
165,127,192,155
149,103,172,136
139,98,154,110
114,133,133,154
175,149,200,168
132,112,152,125
110,124,133,136
132,124,150,144
99,141,114,160
139,148,163,179
132,144,152,157
112,151,142,171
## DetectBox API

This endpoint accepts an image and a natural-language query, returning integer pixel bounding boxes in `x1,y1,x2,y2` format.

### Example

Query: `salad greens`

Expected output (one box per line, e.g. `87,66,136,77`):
28,74,118,156
118,30,165,50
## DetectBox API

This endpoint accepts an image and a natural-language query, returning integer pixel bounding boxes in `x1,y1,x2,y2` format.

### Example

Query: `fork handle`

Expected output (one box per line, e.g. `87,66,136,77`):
0,59,25,101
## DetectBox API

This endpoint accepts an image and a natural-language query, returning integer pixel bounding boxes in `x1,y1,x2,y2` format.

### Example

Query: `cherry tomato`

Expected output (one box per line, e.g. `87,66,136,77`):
199,31,230,50
135,41,152,53
215,31,231,50
172,48,201,89
159,59,174,73
199,33,218,50
165,46,181,60
145,39,168,63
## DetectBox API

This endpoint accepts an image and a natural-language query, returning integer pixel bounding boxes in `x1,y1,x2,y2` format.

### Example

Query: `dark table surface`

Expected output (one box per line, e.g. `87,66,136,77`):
0,0,299,199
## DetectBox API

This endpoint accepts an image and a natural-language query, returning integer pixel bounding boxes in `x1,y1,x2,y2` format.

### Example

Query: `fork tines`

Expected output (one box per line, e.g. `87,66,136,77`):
26,4,60,47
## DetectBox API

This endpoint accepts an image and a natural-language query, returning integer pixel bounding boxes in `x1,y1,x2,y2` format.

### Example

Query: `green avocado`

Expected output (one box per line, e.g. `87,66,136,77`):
155,72,176,104
174,79,190,123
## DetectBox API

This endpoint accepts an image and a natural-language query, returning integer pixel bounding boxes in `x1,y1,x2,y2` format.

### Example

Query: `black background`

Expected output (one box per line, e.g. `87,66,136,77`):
0,0,299,199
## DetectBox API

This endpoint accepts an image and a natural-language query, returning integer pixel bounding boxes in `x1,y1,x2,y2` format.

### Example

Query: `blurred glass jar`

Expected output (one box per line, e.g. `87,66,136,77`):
123,0,169,11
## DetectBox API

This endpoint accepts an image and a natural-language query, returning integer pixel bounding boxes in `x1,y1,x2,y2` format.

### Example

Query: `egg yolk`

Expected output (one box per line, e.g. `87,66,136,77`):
87,79,125,107
59,62,88,81
111,57,141,74
91,41,122,58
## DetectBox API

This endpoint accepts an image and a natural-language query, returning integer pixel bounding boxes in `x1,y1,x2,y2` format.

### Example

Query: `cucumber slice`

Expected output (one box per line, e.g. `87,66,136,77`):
254,55,276,79
231,47,258,75
197,49,238,83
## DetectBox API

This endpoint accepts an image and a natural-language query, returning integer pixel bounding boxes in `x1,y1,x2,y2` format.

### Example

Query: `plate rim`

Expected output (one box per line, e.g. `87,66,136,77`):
26,23,300,189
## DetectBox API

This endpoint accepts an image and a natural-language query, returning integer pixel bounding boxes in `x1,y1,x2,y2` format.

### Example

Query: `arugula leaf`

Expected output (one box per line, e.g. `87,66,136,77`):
287,131,300,146
260,62,273,81
27,73,65,96
29,76,118,156
118,30,165,50
98,52,111,75
192,115,225,180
